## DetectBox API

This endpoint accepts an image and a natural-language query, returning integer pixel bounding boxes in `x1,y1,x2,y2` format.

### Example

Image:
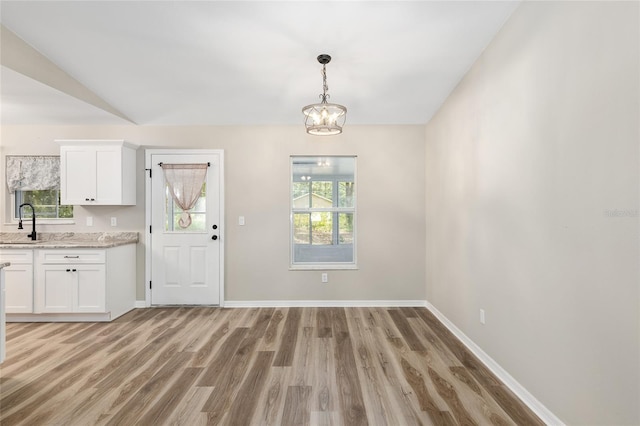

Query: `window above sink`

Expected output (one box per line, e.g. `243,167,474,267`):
6,156,74,225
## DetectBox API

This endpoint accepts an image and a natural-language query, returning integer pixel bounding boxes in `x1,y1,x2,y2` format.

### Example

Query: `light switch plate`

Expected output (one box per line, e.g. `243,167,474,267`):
86,217,93,227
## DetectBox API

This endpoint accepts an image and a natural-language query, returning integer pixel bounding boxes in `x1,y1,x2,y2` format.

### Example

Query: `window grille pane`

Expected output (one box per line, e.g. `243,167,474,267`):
339,213,354,244
311,181,333,207
311,212,333,245
293,213,311,244
292,182,310,208
339,181,355,208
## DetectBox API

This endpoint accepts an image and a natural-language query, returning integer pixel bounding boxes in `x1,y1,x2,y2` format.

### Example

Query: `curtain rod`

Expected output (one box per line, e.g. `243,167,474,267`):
158,162,210,167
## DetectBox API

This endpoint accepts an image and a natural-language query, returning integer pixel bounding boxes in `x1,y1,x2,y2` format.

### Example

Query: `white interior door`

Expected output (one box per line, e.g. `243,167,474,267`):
149,151,222,305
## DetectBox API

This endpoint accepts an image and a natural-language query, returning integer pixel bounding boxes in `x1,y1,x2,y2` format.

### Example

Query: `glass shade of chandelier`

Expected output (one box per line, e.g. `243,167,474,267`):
302,54,347,136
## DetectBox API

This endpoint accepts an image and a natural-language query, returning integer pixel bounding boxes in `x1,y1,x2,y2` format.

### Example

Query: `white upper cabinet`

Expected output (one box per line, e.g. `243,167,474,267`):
57,140,138,205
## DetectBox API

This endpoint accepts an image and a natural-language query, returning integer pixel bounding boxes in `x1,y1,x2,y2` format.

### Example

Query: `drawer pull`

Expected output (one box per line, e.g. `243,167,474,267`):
64,256,80,259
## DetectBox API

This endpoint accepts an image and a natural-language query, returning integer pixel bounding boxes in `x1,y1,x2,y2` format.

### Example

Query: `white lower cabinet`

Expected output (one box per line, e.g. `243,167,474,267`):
0,250,33,313
0,245,135,322
36,249,107,314
38,263,106,313
33,247,135,320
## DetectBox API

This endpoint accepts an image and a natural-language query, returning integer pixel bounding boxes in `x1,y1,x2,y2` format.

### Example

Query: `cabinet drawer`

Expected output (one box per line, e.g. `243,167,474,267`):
38,250,105,264
0,249,33,264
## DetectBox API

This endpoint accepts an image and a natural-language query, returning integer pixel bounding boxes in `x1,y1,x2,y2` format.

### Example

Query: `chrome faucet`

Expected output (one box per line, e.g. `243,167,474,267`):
18,203,37,241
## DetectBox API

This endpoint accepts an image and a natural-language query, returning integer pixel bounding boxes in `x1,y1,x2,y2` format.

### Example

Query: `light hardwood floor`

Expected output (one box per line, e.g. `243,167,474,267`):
0,307,544,425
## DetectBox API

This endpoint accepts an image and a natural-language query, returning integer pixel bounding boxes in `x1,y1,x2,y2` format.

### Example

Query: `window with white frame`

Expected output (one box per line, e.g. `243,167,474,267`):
6,156,73,221
291,156,356,268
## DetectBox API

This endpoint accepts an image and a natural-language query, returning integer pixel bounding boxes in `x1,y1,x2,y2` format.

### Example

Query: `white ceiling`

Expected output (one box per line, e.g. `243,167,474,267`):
0,1,519,126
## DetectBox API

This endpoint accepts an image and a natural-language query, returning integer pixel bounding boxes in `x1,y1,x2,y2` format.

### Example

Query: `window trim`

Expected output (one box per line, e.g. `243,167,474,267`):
289,155,357,270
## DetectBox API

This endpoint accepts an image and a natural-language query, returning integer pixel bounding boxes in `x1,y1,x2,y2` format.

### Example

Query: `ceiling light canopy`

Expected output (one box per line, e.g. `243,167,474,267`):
302,54,347,136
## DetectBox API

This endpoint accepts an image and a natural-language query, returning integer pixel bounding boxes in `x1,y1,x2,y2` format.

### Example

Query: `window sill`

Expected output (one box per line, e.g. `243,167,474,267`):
290,264,358,271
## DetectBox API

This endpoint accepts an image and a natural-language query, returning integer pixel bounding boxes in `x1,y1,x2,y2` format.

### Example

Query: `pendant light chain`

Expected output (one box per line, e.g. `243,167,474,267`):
321,64,329,102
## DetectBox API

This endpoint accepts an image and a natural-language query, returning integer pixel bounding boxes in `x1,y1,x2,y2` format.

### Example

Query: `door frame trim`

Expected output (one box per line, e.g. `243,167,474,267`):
144,149,225,307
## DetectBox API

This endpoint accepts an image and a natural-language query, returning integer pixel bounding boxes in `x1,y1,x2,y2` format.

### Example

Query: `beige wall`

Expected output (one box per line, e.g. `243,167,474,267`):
425,1,639,424
1,125,427,302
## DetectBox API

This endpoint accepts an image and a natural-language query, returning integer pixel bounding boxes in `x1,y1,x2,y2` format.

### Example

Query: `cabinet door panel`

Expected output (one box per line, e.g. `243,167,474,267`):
76,265,106,312
95,149,120,204
4,264,33,313
61,148,96,204
40,267,74,313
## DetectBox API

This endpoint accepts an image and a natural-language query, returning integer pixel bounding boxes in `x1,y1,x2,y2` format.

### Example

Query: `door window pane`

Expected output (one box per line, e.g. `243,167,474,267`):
165,183,206,232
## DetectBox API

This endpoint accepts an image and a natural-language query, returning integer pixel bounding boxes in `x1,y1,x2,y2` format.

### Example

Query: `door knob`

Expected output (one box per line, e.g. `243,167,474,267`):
211,235,218,240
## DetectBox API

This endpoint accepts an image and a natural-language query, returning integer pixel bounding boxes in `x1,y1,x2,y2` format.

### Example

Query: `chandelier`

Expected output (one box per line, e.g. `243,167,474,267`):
302,54,347,136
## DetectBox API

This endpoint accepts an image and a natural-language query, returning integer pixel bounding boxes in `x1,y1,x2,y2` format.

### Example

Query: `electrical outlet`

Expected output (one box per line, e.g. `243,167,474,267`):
480,309,486,325
86,216,93,227
321,273,328,283
110,217,117,227
239,216,245,226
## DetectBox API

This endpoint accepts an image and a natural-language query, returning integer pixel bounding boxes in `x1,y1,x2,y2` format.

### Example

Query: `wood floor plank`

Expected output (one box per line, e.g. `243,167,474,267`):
0,307,544,426
190,320,230,367
197,327,248,386
166,386,211,426
105,351,193,426
333,308,368,426
137,366,203,425
96,327,180,389
260,308,285,351
400,357,448,422
348,312,399,426
282,385,312,426
253,366,290,425
200,333,263,422
388,308,427,351
226,351,275,424
273,307,302,367
317,307,333,338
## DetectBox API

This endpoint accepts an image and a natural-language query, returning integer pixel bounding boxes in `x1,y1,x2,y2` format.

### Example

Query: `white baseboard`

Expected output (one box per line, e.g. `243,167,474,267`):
134,300,147,308
223,300,426,308
424,301,564,426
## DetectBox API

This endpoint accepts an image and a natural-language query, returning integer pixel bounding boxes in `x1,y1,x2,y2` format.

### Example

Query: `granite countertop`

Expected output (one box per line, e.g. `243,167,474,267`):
0,232,138,249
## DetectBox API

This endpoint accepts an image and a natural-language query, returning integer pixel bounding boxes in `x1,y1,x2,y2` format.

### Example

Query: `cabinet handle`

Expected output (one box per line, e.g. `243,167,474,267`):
64,256,80,259
66,269,71,272
72,269,77,272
